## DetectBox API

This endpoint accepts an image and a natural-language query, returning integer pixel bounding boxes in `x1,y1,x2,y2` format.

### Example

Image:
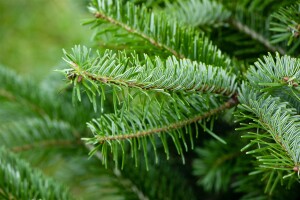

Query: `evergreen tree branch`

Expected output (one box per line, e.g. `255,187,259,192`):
0,65,52,117
164,0,231,29
85,94,238,168
236,84,300,193
84,143,149,200
235,52,300,193
246,53,300,89
246,52,300,111
270,1,300,48
87,0,231,66
193,136,246,193
230,18,285,54
63,46,237,111
95,97,237,143
94,10,181,59
2,0,300,198
0,117,81,152
0,147,72,200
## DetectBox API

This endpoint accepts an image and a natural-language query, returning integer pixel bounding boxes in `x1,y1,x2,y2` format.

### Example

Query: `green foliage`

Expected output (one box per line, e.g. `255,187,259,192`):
270,1,300,50
246,53,300,89
85,94,235,168
62,45,237,110
0,147,72,199
1,0,300,199
204,0,290,63
235,54,300,194
237,84,300,193
193,136,246,193
165,0,231,29
86,0,231,66
232,54,300,197
61,43,237,169
120,150,198,200
0,117,78,152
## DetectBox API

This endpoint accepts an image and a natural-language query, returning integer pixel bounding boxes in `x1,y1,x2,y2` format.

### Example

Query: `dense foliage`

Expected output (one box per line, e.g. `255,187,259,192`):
1,0,300,199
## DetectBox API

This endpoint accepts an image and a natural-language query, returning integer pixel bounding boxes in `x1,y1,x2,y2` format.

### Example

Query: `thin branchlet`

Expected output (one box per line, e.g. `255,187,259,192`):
96,97,238,143
68,60,235,96
230,19,285,54
94,12,185,59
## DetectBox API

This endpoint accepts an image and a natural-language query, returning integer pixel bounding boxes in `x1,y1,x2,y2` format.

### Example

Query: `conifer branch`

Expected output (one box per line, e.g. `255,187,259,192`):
94,12,182,58
63,46,237,112
238,53,300,183
165,0,231,28
246,52,300,98
0,88,47,116
230,19,285,54
71,62,232,95
96,97,237,143
237,85,300,176
84,143,149,200
3,0,300,198
0,148,72,199
0,118,81,153
87,0,230,66
85,94,238,168
270,2,300,49
66,49,236,95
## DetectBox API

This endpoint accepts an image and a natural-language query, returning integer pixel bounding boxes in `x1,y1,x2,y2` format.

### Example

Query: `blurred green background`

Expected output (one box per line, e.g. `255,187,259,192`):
0,0,91,80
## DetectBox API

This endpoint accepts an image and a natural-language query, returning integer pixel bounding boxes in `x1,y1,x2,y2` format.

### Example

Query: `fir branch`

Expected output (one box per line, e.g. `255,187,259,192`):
0,147,72,200
0,65,50,117
245,53,300,113
84,143,149,200
193,136,245,193
85,94,238,168
0,117,80,152
230,18,285,54
95,97,237,143
246,52,300,90
63,46,237,111
0,65,99,131
237,52,300,192
94,11,182,58
237,84,300,181
165,0,231,28
270,1,300,47
3,0,300,198
87,0,231,66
